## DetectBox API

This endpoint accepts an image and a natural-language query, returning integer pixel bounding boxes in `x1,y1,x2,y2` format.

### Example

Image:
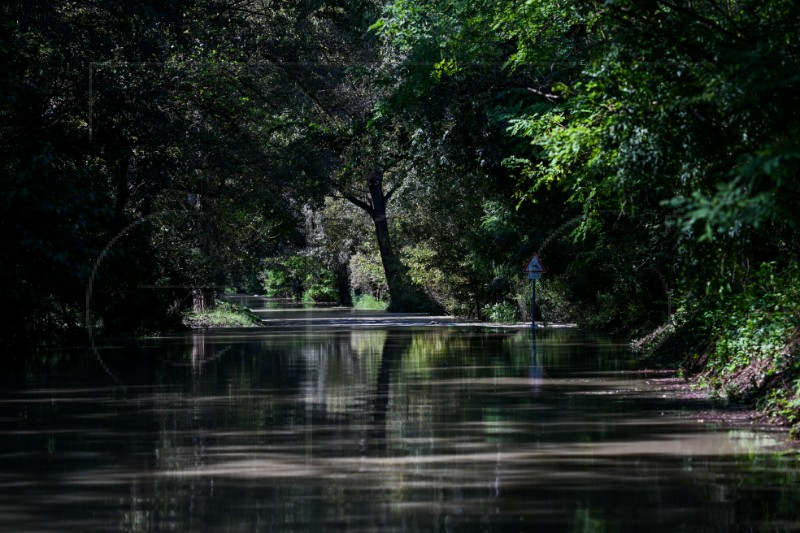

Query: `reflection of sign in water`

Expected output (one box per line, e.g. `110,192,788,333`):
530,345,542,396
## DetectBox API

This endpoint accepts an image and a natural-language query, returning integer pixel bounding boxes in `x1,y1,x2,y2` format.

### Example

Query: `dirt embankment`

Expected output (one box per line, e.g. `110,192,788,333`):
632,372,800,453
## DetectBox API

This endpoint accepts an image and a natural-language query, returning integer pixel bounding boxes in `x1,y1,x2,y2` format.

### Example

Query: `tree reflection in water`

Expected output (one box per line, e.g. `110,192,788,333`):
0,327,799,531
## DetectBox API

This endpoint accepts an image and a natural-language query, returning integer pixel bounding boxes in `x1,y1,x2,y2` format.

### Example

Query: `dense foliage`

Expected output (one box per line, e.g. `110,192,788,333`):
2,0,370,342
365,0,800,424
4,0,800,428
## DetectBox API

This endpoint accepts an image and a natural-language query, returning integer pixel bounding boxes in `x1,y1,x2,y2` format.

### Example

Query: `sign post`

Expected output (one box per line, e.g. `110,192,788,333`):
523,252,546,330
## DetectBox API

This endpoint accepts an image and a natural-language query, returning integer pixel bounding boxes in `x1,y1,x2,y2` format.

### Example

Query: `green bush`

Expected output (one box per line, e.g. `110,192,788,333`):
262,269,290,297
701,263,800,382
353,294,388,310
483,301,519,324
304,279,338,303
401,243,464,312
350,251,388,300
183,300,263,328
653,262,800,433
261,255,338,301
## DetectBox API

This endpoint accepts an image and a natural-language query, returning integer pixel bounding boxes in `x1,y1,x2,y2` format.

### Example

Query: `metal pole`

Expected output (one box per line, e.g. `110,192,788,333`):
531,279,536,330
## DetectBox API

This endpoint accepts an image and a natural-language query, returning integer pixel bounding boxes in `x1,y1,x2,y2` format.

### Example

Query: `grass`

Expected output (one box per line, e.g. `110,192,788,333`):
183,300,263,328
353,294,388,310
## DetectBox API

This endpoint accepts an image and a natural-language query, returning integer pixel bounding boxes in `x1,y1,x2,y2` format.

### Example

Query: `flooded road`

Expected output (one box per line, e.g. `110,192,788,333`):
2,305,799,531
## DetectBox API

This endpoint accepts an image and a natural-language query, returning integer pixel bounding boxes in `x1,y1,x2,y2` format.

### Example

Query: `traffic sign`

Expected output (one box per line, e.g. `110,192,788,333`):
524,252,546,331
524,252,546,274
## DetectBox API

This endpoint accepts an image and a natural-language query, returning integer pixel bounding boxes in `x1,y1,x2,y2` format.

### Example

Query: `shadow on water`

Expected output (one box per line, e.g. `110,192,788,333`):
1,320,799,531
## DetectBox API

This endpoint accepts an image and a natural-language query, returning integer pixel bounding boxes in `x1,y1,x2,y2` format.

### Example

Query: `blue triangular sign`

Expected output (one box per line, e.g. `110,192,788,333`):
524,252,546,274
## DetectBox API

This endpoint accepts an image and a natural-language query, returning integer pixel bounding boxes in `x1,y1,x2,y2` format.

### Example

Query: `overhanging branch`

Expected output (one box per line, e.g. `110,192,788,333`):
343,193,374,216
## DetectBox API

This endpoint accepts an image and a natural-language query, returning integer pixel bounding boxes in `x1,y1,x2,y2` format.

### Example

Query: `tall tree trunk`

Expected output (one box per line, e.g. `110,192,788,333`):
335,259,353,307
190,192,217,312
366,170,405,302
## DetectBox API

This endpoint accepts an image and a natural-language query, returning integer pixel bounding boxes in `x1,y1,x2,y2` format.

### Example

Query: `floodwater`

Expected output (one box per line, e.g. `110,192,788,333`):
2,302,799,531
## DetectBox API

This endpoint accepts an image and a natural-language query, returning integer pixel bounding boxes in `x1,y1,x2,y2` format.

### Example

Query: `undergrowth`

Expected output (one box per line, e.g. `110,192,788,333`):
353,294,388,310
483,301,519,324
641,262,800,435
183,300,263,328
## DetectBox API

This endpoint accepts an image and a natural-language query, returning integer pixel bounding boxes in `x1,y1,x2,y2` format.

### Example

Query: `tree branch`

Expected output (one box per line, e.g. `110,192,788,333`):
527,86,562,102
384,184,399,204
343,193,374,216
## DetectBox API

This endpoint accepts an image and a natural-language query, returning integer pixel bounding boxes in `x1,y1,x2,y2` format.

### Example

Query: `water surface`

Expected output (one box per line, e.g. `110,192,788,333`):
2,320,799,531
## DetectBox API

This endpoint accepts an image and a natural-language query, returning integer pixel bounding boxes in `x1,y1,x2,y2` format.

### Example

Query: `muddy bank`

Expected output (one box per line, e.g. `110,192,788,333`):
633,369,798,448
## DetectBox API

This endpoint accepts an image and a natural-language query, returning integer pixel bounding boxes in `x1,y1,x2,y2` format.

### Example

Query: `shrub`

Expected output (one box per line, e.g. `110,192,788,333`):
483,301,519,324
350,251,388,300
651,261,800,434
183,300,263,328
304,279,338,303
353,294,388,310
260,255,337,301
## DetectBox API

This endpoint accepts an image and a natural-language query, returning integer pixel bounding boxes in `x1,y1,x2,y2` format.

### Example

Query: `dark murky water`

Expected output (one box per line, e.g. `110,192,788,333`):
2,311,799,531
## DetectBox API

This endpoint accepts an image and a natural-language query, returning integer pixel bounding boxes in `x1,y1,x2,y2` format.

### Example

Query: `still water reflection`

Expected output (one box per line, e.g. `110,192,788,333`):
2,325,799,531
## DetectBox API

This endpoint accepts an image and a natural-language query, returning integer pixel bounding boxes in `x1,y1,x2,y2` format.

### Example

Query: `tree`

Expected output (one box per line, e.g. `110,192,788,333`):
1,0,375,343
371,0,800,333
333,123,423,309
511,0,800,299
358,0,589,318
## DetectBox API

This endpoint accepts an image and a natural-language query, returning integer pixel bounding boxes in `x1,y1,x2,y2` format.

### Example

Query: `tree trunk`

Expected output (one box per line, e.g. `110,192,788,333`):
192,288,216,312
368,184,395,291
343,167,433,311
191,192,217,313
366,169,410,309
335,259,353,307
